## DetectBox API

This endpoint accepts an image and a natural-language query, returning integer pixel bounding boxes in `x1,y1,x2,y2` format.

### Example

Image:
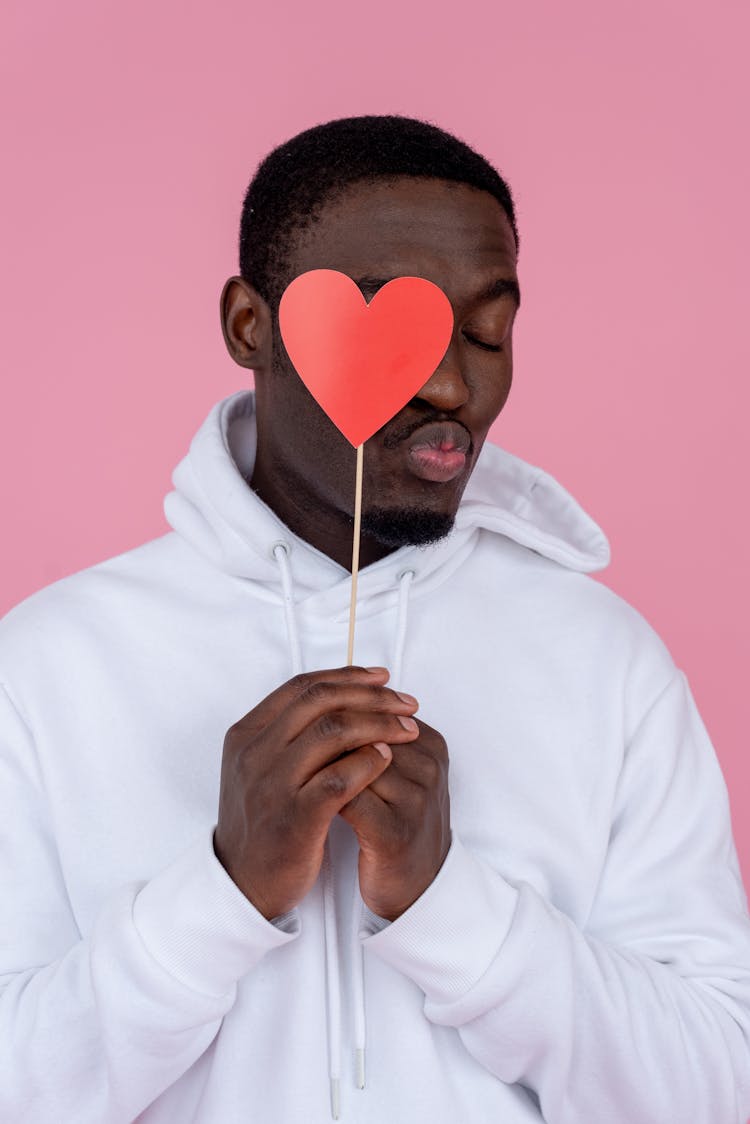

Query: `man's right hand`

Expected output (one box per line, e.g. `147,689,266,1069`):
213,666,420,920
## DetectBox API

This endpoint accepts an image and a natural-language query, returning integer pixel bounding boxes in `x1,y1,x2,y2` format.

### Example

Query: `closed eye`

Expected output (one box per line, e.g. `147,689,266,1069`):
463,331,502,353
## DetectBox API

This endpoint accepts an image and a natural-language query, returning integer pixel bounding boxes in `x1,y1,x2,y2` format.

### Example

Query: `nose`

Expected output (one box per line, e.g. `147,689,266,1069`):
414,341,469,411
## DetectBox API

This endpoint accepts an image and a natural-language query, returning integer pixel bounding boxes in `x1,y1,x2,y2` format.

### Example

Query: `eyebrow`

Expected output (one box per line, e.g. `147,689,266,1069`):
476,276,521,308
354,274,521,309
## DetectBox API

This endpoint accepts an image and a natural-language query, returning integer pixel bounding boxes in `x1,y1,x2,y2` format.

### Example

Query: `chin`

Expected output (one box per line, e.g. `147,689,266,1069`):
359,505,457,548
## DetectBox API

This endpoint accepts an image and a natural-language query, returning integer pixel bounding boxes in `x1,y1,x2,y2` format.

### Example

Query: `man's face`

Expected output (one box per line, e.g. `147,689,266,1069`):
257,176,519,547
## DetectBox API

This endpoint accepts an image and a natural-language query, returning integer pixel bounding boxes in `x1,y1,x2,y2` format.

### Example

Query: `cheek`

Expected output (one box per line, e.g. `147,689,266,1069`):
468,351,513,415
300,418,358,491
496,358,513,408
267,368,359,494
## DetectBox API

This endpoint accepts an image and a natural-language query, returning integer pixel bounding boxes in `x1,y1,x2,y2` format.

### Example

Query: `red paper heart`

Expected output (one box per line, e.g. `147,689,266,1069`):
278,269,454,447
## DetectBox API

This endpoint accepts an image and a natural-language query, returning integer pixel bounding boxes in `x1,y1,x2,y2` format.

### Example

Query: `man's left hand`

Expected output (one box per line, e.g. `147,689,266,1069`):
339,715,451,921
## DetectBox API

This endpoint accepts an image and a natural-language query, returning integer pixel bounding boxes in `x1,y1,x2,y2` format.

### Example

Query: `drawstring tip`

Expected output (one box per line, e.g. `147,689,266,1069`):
355,1046,366,1089
330,1076,341,1119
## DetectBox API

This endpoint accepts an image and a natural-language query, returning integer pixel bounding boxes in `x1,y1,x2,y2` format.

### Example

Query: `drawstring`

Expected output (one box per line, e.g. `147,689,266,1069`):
323,845,342,1118
274,541,341,1116
350,886,367,1090
347,566,416,1103
272,545,416,1118
391,569,415,688
273,542,303,676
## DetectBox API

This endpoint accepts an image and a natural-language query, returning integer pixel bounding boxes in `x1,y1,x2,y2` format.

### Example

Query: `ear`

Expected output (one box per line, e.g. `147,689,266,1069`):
220,276,273,371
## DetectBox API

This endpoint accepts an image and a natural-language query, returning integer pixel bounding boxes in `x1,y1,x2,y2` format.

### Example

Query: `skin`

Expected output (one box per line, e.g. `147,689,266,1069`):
214,177,520,921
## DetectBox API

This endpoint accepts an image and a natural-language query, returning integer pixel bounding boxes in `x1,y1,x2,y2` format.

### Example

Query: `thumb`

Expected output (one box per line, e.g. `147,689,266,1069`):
304,742,392,823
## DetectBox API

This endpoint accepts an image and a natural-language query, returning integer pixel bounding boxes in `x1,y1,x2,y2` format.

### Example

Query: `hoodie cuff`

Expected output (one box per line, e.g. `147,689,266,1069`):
361,833,519,1005
132,826,300,999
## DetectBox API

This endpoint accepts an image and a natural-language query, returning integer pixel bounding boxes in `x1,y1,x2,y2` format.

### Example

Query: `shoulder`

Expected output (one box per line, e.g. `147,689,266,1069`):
470,528,678,705
0,532,194,682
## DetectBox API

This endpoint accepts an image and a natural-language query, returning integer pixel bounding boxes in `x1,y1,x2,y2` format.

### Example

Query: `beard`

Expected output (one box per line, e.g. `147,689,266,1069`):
359,505,456,549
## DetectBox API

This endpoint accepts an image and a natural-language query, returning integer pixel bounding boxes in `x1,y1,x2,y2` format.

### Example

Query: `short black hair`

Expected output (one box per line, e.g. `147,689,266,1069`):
239,114,519,313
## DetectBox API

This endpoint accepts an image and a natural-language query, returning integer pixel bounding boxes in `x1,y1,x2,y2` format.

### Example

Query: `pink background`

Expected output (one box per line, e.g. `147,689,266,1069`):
2,0,748,900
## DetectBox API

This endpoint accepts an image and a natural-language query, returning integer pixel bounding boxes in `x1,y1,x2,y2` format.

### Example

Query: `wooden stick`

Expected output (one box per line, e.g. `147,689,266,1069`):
346,443,364,665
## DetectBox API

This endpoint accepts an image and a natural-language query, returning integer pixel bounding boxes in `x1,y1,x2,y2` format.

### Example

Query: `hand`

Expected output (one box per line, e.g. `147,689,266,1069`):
213,666,420,919
339,713,451,921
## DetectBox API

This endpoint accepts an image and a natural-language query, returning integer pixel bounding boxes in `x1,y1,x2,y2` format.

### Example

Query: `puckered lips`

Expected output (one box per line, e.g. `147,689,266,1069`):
401,420,472,483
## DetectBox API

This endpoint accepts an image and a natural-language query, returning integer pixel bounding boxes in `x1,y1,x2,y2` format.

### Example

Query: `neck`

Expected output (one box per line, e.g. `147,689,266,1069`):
249,445,393,573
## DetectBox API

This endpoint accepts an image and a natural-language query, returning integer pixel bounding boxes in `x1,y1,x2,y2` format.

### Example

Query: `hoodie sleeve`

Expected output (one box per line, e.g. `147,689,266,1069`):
0,683,299,1124
363,670,750,1123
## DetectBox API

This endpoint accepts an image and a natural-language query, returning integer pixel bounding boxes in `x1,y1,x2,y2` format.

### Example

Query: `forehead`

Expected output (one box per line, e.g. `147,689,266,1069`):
288,177,518,299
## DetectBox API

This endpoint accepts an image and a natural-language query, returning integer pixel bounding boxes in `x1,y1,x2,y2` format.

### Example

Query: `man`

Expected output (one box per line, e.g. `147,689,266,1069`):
1,115,749,1123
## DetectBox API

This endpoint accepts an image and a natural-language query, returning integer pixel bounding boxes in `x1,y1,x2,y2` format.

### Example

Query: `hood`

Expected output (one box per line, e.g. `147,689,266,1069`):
163,390,610,607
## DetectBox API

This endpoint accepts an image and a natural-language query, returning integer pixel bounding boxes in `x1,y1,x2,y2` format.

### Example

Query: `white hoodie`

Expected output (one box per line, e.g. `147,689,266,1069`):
1,388,749,1124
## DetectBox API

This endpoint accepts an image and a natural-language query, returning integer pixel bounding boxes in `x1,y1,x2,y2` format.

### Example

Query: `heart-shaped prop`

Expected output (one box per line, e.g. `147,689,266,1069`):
278,269,454,447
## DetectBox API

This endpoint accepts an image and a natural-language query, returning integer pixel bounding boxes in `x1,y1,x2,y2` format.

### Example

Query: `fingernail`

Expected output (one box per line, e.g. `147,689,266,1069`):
373,741,392,759
396,691,418,706
397,715,418,732
366,666,389,675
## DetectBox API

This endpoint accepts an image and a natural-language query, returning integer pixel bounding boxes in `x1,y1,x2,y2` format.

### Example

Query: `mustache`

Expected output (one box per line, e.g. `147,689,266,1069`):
380,411,473,450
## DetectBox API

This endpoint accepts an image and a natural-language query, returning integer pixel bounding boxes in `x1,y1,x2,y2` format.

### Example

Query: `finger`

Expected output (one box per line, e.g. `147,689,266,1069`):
338,783,391,828
369,738,445,789
415,721,450,761
230,666,392,739
301,742,393,822
260,678,419,759
287,710,420,785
